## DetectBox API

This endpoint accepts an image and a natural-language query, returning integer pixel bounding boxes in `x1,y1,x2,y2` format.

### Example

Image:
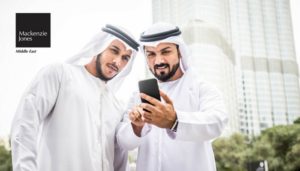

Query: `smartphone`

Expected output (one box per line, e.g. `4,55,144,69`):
138,78,161,104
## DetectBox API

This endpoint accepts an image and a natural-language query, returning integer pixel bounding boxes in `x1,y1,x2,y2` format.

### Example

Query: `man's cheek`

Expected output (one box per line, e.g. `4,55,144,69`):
150,66,155,72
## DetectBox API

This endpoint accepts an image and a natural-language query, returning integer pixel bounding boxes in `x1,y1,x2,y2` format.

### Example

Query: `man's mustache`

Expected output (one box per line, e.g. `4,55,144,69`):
108,63,119,72
154,63,169,69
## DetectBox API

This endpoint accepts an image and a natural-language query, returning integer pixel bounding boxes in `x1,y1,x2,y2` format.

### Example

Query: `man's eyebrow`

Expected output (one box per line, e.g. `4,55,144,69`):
145,49,155,53
159,47,171,51
111,45,120,51
123,54,131,58
145,47,172,53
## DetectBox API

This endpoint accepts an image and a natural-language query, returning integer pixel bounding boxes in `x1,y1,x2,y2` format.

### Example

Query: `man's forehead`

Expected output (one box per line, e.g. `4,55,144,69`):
109,39,132,54
145,42,177,51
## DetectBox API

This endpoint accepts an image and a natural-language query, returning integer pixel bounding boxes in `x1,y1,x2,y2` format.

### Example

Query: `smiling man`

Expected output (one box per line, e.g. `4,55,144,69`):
146,43,182,82
117,23,228,171
10,24,139,171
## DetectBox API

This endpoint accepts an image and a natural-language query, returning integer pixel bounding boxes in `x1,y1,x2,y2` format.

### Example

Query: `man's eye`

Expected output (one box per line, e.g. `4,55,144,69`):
111,48,119,54
122,56,130,62
161,51,170,55
146,53,155,58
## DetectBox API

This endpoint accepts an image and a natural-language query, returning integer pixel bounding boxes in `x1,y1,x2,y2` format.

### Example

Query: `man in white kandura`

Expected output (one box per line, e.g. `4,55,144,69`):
11,24,139,171
116,23,228,171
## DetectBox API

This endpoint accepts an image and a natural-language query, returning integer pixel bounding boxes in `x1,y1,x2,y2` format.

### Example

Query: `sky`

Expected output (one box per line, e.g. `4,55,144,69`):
0,0,152,137
0,0,300,137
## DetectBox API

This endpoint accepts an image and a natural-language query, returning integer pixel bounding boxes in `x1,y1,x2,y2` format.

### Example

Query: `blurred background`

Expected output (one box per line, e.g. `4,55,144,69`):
0,0,299,170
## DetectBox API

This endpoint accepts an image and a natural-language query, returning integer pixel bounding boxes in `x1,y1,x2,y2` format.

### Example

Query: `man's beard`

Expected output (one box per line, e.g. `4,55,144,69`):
151,62,180,82
96,54,116,81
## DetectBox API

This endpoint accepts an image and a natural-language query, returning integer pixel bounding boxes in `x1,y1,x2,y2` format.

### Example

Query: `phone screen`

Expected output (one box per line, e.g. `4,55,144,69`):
138,78,161,104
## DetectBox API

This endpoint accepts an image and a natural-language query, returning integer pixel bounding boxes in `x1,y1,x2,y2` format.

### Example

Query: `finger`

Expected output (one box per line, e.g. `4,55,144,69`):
137,106,145,115
137,106,153,117
136,116,143,122
133,110,141,119
130,114,143,126
140,103,157,113
129,113,136,121
130,111,144,124
140,93,161,106
143,112,152,120
140,108,152,119
143,117,153,124
140,109,152,118
160,90,173,105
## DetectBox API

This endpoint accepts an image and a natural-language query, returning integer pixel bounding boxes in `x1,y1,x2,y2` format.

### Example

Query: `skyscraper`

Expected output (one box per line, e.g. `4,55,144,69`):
152,0,300,136
152,0,239,135
231,0,300,136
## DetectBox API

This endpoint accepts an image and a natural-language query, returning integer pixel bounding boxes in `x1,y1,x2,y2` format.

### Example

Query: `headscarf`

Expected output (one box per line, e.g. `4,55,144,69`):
66,24,139,92
139,22,190,72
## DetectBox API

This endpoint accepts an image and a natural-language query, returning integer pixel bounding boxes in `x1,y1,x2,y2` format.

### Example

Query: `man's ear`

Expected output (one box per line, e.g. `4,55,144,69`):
177,49,182,59
175,44,181,59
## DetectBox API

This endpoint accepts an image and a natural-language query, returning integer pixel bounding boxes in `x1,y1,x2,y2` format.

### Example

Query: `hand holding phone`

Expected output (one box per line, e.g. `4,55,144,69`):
138,78,161,105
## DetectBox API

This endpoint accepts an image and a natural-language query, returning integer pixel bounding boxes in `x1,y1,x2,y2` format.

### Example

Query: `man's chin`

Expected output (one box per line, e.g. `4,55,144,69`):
103,70,118,80
105,76,114,80
154,74,170,82
98,73,114,81
107,73,118,80
155,70,167,76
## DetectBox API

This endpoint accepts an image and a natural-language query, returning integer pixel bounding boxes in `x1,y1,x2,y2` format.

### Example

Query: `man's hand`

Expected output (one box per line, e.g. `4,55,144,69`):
129,106,145,137
139,90,177,129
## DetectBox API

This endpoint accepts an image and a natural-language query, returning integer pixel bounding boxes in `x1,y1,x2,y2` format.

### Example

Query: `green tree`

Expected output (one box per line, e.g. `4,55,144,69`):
0,145,12,171
213,117,300,171
213,133,250,171
285,142,300,171
294,117,300,124
251,124,300,171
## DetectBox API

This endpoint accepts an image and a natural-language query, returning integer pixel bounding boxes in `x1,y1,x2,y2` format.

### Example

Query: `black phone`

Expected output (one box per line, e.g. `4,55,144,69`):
138,78,161,104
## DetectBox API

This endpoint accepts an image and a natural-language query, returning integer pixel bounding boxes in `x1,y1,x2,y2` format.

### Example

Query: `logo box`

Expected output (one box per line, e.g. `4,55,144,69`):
16,13,51,48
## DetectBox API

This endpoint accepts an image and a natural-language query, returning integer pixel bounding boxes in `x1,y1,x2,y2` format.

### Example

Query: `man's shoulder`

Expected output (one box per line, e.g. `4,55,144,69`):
39,63,80,80
185,70,218,90
38,63,63,77
185,75,220,94
44,63,82,74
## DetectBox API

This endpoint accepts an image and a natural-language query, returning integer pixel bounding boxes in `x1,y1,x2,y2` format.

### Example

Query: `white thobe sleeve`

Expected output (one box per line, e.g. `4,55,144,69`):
169,83,228,142
10,64,62,171
116,92,152,151
113,135,129,171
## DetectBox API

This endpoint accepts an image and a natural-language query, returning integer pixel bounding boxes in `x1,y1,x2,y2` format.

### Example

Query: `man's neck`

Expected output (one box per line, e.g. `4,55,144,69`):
84,60,108,83
84,58,98,77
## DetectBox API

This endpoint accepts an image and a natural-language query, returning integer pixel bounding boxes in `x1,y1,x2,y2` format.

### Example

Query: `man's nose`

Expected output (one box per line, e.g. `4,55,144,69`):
154,54,165,64
112,57,122,67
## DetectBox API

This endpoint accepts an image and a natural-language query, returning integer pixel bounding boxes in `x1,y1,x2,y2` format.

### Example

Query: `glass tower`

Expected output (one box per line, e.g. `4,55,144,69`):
152,0,300,136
